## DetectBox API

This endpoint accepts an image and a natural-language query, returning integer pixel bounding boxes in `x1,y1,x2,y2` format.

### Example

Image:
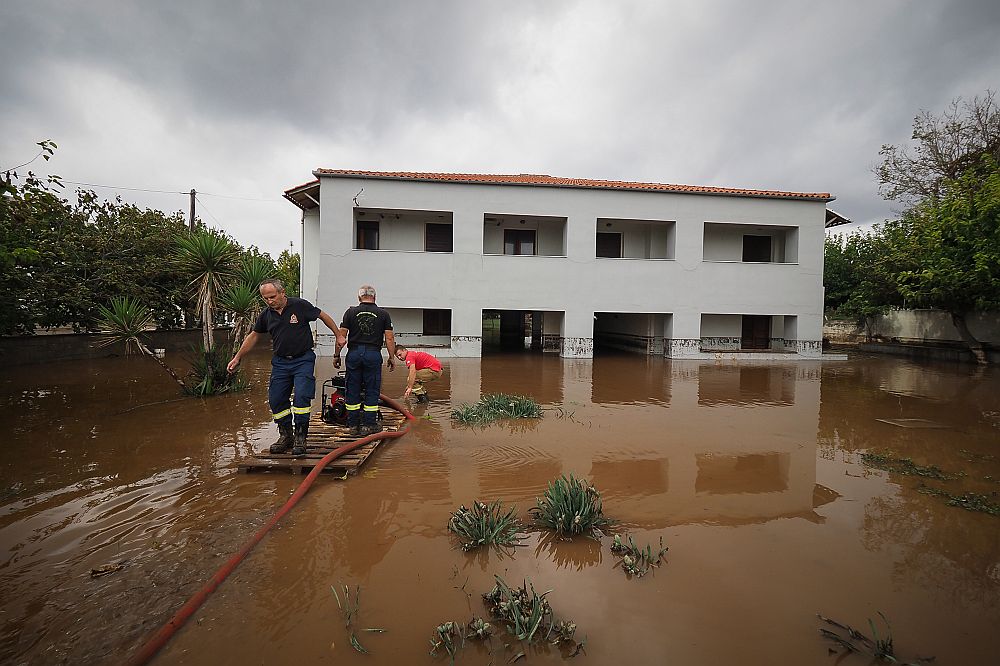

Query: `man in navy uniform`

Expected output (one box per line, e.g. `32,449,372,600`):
334,284,396,436
227,278,346,456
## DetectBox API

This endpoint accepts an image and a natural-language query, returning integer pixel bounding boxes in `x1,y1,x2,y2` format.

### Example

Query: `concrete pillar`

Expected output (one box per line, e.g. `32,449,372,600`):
666,310,701,358
561,309,594,358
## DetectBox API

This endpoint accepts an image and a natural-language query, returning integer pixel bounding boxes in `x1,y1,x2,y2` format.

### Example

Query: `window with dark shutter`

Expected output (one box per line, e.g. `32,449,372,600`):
596,232,622,258
423,309,451,335
357,220,379,250
425,223,453,252
742,235,771,262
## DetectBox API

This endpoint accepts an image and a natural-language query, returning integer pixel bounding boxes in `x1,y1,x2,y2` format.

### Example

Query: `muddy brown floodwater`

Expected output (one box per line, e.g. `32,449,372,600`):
1,350,998,665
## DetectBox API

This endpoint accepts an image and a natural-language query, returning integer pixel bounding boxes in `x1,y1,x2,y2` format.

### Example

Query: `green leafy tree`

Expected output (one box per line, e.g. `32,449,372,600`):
276,248,300,297
893,160,1000,363
824,232,905,339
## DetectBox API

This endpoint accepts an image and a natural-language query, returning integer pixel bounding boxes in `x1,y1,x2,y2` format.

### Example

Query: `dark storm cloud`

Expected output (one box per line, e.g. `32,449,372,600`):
1,1,559,136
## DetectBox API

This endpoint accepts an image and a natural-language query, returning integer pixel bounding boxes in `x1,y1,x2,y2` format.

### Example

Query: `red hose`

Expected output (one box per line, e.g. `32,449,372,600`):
126,394,416,666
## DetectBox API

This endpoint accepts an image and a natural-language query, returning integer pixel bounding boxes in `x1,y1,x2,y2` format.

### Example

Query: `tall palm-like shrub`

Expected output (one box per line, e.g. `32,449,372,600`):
220,254,275,346
174,230,239,351
96,296,185,388
220,282,261,345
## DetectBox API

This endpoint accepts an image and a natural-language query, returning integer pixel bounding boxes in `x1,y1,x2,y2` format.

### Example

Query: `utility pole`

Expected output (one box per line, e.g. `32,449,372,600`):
188,189,196,230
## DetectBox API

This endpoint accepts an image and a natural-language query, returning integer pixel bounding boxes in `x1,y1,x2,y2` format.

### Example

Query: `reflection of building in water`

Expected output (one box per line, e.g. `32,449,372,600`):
697,364,795,406
588,363,829,527
591,356,671,405
446,359,830,541
695,453,789,494
479,354,564,404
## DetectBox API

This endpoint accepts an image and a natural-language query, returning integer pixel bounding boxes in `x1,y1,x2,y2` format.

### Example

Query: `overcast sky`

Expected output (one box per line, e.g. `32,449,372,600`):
3,1,999,256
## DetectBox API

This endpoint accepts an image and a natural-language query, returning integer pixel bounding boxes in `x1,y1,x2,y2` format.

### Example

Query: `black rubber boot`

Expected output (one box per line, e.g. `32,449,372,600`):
292,426,308,457
361,423,382,437
269,421,293,454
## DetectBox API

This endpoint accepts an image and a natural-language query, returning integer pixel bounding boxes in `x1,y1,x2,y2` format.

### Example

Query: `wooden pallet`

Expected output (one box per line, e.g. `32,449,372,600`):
238,410,407,476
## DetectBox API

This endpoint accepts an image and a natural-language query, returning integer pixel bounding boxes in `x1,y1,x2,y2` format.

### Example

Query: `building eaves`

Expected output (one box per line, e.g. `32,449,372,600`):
308,169,835,203
283,179,320,211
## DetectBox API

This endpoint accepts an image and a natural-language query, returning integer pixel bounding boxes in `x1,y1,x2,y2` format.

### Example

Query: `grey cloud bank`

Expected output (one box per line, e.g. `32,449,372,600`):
2,0,999,254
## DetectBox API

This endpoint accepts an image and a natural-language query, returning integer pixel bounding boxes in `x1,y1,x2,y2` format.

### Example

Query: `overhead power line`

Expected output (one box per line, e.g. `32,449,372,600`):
54,179,284,202
60,179,186,195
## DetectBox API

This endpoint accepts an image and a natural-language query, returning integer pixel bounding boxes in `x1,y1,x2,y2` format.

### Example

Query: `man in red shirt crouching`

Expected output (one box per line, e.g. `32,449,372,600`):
394,345,443,403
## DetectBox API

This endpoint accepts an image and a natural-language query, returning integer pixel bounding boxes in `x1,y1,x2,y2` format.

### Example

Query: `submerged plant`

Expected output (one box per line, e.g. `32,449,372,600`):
96,296,186,389
466,617,493,641
818,612,934,664
917,485,1000,516
860,452,958,480
482,575,586,653
529,474,612,537
429,620,463,663
183,342,248,396
483,576,553,643
447,500,526,551
332,583,384,654
610,534,669,578
451,393,543,425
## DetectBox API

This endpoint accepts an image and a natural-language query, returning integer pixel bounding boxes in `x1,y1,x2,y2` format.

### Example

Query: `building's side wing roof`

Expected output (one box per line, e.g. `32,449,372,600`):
824,208,853,228
284,170,833,210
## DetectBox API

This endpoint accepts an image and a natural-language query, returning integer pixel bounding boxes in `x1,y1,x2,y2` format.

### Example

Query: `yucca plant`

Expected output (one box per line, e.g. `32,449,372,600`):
447,500,525,551
610,534,669,578
96,296,185,389
529,474,612,537
451,393,542,425
238,252,277,286
175,229,239,351
219,282,262,345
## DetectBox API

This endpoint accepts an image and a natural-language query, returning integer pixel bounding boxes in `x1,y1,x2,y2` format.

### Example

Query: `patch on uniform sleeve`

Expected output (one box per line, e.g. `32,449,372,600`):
290,314,299,324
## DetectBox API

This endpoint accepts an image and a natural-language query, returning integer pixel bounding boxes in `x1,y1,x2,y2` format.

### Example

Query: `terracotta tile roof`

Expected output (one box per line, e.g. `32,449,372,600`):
302,169,833,201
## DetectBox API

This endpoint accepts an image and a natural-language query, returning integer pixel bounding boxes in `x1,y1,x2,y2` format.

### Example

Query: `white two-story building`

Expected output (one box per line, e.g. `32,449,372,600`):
284,170,840,360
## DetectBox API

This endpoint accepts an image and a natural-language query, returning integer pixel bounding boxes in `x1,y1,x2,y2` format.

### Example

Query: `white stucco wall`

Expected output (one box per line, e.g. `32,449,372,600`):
305,176,828,358
302,209,320,304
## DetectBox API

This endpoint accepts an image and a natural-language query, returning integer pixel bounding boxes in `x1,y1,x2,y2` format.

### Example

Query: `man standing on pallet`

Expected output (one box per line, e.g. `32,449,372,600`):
227,278,346,457
334,284,396,437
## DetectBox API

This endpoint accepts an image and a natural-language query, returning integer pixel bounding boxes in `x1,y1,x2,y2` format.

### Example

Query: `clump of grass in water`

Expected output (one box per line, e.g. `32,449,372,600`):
431,579,584,662
610,534,669,578
818,612,934,664
529,474,612,537
447,500,525,551
483,576,553,642
451,393,542,425
917,484,1000,516
860,452,958,481
331,583,385,654
483,575,582,647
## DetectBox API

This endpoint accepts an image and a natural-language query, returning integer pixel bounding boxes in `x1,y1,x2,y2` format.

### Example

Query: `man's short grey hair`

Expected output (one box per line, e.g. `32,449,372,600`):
358,284,376,299
260,278,285,291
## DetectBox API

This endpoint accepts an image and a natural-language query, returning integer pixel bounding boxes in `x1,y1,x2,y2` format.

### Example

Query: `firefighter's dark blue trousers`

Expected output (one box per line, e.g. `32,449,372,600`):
345,345,382,427
268,351,316,429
